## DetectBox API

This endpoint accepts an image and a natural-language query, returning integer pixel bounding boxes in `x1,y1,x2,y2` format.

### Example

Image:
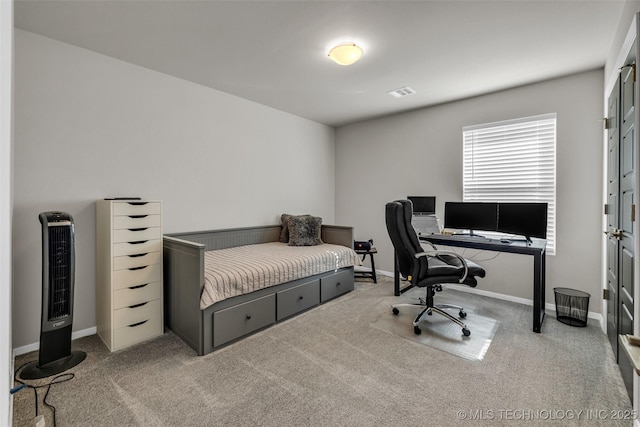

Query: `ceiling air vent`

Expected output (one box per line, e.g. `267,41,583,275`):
387,86,416,98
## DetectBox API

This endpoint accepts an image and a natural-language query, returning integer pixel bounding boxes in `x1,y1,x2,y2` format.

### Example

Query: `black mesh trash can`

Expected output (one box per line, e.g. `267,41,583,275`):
553,287,590,327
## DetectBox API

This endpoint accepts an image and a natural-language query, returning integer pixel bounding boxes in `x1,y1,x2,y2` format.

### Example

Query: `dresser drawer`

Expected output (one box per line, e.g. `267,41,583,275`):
113,263,162,290
113,281,162,310
277,280,320,321
113,314,162,350
113,227,161,243
113,299,161,329
114,252,161,271
113,202,161,216
320,269,354,302
213,294,275,347
113,239,161,257
113,214,161,230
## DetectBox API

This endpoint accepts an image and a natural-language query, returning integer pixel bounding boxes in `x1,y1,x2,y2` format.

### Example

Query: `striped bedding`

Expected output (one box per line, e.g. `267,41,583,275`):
201,242,361,309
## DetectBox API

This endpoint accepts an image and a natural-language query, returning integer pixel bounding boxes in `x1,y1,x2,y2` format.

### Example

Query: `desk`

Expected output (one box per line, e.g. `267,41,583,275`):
402,234,547,333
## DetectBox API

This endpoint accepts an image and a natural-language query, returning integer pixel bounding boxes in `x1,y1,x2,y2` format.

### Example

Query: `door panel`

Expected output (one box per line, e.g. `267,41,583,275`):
607,76,620,353
618,59,635,402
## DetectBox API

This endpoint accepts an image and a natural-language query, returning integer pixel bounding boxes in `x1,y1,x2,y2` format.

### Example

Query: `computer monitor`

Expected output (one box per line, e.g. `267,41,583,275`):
497,202,548,240
443,202,498,234
407,196,436,215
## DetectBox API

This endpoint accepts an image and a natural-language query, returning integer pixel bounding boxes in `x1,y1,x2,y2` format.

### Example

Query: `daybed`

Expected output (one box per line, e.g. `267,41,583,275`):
163,224,358,355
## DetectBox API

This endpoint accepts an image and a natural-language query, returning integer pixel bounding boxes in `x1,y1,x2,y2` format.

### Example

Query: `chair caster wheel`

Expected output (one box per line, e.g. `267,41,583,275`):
462,328,471,337
414,325,422,335
392,307,399,315
459,310,467,319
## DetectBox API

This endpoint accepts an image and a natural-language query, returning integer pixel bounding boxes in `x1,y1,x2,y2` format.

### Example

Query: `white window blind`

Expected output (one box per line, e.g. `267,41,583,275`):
463,113,556,254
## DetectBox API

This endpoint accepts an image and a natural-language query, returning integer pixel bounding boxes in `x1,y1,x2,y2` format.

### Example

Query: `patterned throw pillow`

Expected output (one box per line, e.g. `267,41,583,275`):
279,213,312,243
287,215,323,246
279,214,293,243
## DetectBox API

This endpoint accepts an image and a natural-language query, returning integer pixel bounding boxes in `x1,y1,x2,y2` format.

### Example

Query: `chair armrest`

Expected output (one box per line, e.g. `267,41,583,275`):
415,250,469,283
420,240,438,250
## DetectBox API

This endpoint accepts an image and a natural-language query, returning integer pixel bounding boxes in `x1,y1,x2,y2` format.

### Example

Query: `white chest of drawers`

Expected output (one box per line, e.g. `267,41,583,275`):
96,200,163,351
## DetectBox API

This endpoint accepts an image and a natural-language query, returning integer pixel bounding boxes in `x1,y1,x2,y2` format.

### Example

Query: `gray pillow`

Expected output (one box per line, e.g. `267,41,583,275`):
279,214,293,243
287,215,323,246
280,213,312,243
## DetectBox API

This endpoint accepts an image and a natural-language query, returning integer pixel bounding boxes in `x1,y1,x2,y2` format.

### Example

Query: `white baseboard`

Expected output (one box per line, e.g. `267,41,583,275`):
375,269,604,328
13,326,97,357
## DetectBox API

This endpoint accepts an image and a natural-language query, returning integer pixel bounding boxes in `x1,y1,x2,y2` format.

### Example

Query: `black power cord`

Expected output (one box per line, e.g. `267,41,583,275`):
13,361,76,427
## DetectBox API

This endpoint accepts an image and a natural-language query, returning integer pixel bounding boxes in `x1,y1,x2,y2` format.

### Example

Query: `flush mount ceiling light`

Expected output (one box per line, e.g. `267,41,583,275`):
328,43,363,66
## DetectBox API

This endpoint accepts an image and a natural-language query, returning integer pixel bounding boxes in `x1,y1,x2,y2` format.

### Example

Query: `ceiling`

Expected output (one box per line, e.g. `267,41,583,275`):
14,0,626,127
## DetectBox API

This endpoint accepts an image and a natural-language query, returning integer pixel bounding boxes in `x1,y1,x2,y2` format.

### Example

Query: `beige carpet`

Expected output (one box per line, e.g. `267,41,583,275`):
12,276,632,426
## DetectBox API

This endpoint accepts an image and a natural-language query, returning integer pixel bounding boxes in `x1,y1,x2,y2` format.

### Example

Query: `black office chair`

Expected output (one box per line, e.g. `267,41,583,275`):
385,200,486,336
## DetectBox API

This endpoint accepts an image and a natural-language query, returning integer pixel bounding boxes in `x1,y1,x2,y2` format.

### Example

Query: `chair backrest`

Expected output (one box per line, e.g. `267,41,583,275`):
385,200,428,282
397,199,424,254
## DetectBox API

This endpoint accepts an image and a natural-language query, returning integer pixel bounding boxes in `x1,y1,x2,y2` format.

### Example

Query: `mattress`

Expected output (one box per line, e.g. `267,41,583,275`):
201,242,361,309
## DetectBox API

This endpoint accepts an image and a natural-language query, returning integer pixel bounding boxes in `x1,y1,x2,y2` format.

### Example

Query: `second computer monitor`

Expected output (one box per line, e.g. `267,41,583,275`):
497,202,548,239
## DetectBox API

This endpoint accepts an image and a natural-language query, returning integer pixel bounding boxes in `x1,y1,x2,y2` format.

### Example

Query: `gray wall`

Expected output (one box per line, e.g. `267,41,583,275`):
335,69,604,312
12,30,336,349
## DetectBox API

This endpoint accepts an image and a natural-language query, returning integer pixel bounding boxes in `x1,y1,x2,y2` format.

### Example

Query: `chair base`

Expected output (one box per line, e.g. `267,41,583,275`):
392,300,471,337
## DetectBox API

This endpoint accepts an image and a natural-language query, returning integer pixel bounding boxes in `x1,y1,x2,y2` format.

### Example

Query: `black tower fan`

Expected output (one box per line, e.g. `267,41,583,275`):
21,212,86,379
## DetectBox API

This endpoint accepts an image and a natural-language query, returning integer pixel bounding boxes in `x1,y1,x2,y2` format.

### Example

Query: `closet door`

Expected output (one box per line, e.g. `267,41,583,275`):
606,48,636,403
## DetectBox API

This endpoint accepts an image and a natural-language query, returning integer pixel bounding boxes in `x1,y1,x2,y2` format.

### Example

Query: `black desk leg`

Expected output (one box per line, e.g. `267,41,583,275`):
370,253,377,283
533,251,546,333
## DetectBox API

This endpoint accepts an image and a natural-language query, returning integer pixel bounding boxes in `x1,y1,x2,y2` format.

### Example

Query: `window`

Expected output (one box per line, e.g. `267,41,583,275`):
463,113,556,254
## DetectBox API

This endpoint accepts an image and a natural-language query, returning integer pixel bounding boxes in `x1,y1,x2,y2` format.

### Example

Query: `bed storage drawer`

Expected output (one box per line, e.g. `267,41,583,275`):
213,294,275,347
277,280,320,320
320,269,354,302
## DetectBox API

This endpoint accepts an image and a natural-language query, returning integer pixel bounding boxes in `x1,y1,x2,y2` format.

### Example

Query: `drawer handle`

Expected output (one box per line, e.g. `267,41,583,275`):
129,283,149,290
128,253,148,258
298,296,304,300
129,302,148,309
128,215,148,219
128,266,148,271
128,227,148,232
245,314,252,320
128,320,149,328
129,240,148,245
128,202,148,206
336,282,341,287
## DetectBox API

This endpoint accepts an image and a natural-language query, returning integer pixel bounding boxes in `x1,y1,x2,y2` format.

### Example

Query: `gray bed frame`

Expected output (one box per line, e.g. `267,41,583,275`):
163,224,355,355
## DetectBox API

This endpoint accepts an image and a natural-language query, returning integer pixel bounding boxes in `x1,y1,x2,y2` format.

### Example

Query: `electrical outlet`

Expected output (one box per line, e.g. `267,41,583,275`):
34,414,45,427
